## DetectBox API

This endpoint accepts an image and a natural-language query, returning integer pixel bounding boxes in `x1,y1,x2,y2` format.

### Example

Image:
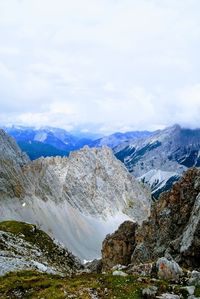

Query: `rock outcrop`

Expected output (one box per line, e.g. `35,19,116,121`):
102,168,200,271
0,129,151,260
102,221,137,270
132,167,200,269
0,220,83,276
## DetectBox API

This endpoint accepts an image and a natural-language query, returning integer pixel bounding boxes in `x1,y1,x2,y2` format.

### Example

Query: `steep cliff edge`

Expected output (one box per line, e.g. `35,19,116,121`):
132,167,200,269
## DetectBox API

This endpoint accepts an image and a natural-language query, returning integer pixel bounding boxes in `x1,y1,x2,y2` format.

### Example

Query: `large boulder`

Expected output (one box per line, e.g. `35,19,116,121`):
156,257,183,281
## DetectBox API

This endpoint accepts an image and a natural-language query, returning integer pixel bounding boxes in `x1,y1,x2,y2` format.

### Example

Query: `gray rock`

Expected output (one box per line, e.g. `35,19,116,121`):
156,257,183,281
85,259,102,273
112,270,128,277
0,225,83,276
127,262,153,276
142,286,158,298
111,264,127,271
181,286,195,295
188,271,200,286
0,129,29,165
156,294,180,299
187,296,200,299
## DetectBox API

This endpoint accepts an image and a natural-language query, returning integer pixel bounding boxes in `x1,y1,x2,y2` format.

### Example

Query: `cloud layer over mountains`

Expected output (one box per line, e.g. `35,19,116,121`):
0,0,200,133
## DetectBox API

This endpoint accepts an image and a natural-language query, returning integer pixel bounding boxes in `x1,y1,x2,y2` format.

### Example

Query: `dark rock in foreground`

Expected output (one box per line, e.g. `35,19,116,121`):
102,221,137,271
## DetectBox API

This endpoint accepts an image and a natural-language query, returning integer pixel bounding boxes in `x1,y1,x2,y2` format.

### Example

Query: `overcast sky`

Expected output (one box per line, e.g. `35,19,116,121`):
0,0,200,134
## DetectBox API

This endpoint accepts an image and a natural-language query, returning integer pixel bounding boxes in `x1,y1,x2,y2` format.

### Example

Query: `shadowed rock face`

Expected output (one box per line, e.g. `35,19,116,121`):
132,168,200,269
102,221,137,270
102,168,200,270
0,129,151,260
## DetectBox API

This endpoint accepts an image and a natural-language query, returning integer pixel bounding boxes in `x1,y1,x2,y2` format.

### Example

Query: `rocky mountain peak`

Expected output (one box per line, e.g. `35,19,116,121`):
0,129,29,165
114,125,200,198
0,129,151,260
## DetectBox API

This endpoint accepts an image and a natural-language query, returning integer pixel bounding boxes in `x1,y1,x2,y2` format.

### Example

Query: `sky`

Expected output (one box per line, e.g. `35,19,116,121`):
0,0,200,134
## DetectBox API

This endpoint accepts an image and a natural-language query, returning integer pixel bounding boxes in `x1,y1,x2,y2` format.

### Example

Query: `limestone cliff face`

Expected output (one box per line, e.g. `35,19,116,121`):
0,130,151,260
0,129,30,199
21,146,150,220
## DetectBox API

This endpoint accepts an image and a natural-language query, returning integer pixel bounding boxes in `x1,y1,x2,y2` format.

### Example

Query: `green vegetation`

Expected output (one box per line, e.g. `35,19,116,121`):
0,269,189,299
195,285,200,297
0,220,55,253
1,221,199,299
0,220,78,271
0,270,149,299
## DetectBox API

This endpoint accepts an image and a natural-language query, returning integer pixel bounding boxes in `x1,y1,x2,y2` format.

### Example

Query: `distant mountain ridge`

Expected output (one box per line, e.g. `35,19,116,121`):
90,130,152,148
114,124,200,197
4,124,200,198
3,126,92,160
3,125,153,160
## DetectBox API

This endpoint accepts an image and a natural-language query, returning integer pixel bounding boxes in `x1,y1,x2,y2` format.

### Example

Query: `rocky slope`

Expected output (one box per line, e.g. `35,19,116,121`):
0,129,151,261
102,168,200,271
114,125,200,197
0,220,83,276
132,167,200,269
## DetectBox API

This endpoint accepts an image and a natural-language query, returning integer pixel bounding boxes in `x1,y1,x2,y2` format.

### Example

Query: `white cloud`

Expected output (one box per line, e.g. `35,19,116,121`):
0,0,200,133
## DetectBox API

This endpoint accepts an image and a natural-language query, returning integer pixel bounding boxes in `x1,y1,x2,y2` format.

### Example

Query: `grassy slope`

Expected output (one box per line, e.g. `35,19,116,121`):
0,271,151,299
0,221,81,273
1,270,200,299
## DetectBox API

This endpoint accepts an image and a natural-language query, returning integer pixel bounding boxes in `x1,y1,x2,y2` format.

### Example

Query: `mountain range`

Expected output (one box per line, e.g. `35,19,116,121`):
5,124,200,198
3,126,92,159
114,124,200,198
3,125,152,160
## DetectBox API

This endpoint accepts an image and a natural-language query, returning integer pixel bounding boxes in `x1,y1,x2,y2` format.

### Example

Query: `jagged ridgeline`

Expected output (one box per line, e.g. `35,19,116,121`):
0,129,151,261
114,125,200,198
